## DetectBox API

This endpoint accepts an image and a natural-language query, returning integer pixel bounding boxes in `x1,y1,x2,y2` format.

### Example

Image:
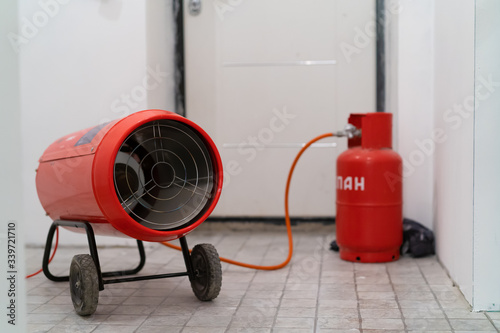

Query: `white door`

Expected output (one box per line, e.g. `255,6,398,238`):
184,0,375,217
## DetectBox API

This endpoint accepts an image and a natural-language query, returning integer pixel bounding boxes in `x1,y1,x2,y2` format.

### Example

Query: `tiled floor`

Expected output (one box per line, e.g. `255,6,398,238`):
25,223,500,333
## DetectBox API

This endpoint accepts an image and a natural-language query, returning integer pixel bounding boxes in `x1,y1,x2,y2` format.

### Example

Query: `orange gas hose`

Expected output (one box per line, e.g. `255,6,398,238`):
161,132,336,270
26,227,59,278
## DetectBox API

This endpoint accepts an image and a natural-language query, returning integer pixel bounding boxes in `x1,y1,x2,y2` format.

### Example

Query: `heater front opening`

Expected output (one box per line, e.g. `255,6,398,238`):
113,119,216,230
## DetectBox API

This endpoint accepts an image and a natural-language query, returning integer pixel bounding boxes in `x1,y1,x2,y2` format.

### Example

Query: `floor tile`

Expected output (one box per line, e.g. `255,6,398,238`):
361,318,405,330
315,329,360,333
234,306,278,318
404,318,452,330
317,306,359,319
486,312,500,319
27,313,68,325
94,305,118,315
135,326,182,333
27,295,56,305
272,329,313,333
58,314,110,325
393,284,431,292
449,319,497,331
226,328,271,333
395,291,436,300
277,306,316,317
445,308,488,319
399,299,441,309
274,317,315,328
101,314,147,326
359,299,399,309
27,323,55,333
96,296,128,305
122,296,165,306
142,315,191,326
357,284,394,292
46,296,74,305
91,325,137,333
320,290,357,300
240,298,281,307
360,308,402,319
193,306,237,316
317,317,360,330
24,225,493,333
185,315,233,327
318,299,358,308
439,297,472,309
46,324,97,333
358,291,396,300
229,316,275,328
182,328,227,333
31,304,75,314
111,304,157,315
362,329,406,333
401,307,446,319
283,289,318,299
286,282,319,291
248,283,283,291
153,304,197,316
28,287,66,297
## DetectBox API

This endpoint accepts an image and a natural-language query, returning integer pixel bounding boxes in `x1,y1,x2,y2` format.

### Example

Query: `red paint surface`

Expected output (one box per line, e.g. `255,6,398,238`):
336,113,403,262
36,110,223,242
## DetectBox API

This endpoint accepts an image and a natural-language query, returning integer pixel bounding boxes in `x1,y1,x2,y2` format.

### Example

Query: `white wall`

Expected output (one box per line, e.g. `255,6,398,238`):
1,2,27,332
391,0,477,307
146,0,177,110
473,0,500,311
1,5,22,244
391,0,500,311
19,0,175,246
433,0,475,304
393,0,434,229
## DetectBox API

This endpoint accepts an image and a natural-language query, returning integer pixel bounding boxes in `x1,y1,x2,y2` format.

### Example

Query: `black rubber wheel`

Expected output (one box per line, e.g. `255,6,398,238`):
69,254,99,316
190,244,222,301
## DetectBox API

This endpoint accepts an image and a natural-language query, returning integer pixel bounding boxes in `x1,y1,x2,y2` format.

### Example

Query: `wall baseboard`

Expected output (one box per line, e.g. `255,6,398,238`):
206,216,335,226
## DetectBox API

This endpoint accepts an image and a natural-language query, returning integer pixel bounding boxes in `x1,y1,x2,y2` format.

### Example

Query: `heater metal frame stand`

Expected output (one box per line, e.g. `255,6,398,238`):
42,220,222,316
42,220,195,291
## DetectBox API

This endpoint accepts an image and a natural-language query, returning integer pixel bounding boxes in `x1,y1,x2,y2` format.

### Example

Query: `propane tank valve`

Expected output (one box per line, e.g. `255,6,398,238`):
335,123,361,138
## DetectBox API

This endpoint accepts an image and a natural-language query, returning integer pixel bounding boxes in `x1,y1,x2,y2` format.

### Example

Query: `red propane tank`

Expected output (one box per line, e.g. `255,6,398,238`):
336,112,402,262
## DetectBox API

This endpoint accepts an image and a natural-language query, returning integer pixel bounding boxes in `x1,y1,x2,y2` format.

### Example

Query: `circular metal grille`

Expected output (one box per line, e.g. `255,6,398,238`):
113,119,215,230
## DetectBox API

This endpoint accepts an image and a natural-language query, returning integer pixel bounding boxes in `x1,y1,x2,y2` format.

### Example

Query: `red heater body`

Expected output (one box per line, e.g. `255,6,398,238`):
336,112,403,262
36,109,223,242
36,110,224,316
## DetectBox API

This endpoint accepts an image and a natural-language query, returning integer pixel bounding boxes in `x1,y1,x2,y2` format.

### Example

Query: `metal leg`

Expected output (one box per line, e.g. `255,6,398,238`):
80,221,105,290
179,236,195,281
42,222,66,282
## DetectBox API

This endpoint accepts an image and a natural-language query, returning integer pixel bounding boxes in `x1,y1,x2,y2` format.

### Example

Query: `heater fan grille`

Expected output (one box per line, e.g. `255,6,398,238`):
113,119,215,230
